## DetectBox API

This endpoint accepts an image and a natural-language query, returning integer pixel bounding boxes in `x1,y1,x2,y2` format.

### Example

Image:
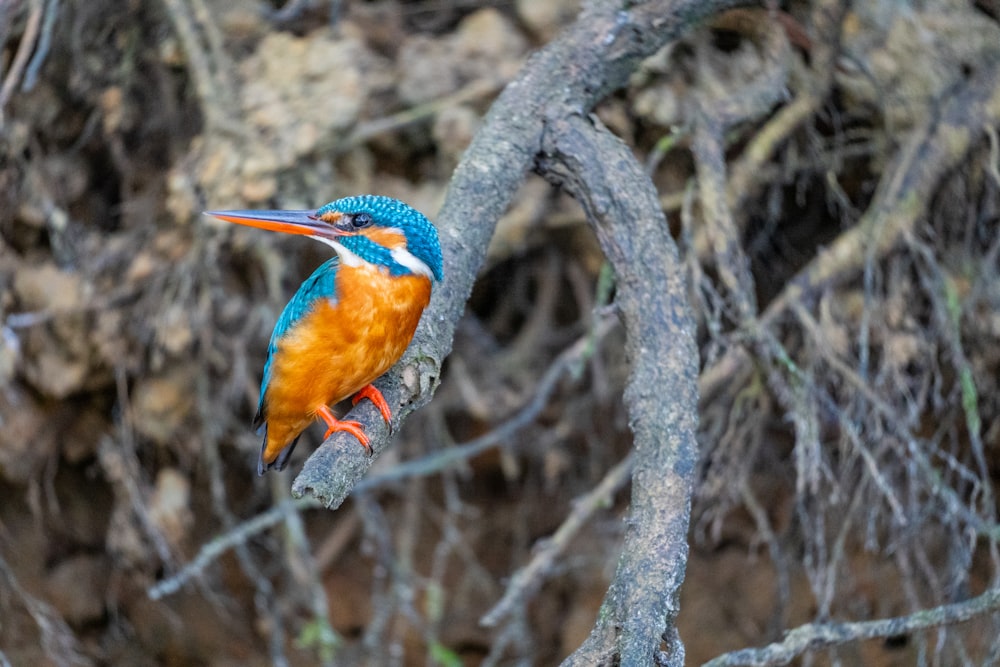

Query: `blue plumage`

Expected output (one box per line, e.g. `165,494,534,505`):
252,196,444,430
318,195,444,281
218,194,444,473
254,257,340,427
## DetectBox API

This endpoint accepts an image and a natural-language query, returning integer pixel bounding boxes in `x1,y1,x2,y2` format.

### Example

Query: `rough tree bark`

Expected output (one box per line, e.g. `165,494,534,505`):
292,0,752,662
539,114,699,666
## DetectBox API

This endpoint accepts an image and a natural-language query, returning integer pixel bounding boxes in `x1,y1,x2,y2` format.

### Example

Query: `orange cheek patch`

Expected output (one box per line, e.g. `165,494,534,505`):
362,228,407,248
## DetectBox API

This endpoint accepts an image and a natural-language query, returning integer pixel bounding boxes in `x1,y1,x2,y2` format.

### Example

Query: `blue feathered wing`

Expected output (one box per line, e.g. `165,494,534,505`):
252,256,341,431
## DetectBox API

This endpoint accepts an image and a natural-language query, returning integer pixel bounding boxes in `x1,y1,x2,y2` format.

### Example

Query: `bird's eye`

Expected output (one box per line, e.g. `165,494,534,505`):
350,212,373,229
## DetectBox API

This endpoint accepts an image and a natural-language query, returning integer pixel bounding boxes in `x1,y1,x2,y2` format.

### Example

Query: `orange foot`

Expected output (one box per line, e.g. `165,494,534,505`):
352,384,393,432
316,404,372,455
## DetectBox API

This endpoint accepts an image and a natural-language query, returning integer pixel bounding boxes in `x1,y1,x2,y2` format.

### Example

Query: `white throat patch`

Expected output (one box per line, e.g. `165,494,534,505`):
390,246,434,279
317,237,433,279
317,238,365,267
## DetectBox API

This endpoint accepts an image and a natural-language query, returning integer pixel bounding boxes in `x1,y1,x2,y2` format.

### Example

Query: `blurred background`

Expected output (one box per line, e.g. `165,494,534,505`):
2,0,1000,665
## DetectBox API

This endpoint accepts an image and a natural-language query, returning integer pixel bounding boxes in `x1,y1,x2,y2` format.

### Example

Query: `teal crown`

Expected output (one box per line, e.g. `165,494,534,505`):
318,195,444,282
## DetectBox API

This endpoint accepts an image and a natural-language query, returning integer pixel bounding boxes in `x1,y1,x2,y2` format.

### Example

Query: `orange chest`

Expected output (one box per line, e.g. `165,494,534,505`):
317,264,433,345
267,265,432,409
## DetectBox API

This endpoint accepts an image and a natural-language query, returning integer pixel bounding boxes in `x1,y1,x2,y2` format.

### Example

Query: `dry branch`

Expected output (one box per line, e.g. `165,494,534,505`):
290,0,751,661
538,113,700,667
0,0,43,124
480,452,635,627
703,585,1000,667
149,316,617,602
292,0,752,506
700,53,1000,405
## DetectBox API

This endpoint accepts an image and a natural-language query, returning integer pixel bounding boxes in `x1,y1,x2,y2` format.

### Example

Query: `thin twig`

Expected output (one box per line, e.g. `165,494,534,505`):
280,500,340,666
21,0,58,91
101,368,177,568
725,0,849,211
0,552,91,666
159,0,240,136
147,497,319,599
703,586,1000,667
337,78,504,152
692,110,759,320
481,451,634,626
0,0,43,124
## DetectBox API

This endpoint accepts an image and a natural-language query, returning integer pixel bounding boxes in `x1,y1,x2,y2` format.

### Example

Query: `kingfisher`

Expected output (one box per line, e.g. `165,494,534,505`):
206,195,443,475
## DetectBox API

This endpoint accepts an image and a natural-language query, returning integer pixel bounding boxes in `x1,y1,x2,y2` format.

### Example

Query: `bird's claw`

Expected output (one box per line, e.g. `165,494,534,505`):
317,405,373,455
353,384,394,434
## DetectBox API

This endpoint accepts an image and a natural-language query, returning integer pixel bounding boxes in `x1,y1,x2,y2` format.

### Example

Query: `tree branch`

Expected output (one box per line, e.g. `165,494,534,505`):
703,586,1000,667
538,111,699,666
292,0,751,508
480,451,635,628
700,52,1000,405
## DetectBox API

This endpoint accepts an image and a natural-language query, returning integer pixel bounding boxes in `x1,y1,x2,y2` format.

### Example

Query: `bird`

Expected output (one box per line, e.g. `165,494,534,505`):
206,195,443,475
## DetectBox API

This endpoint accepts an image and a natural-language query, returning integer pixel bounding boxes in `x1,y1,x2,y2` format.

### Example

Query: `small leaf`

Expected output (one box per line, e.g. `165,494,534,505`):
430,641,463,667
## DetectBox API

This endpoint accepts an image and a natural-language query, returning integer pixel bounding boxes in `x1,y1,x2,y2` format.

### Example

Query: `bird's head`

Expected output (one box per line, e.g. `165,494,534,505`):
207,195,443,281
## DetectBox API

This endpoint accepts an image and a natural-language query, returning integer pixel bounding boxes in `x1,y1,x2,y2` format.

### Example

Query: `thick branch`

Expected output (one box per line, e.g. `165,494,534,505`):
293,0,752,506
539,114,699,666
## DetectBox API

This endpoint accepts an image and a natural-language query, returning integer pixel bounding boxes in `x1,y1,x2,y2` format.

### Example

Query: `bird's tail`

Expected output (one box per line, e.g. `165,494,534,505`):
257,426,300,475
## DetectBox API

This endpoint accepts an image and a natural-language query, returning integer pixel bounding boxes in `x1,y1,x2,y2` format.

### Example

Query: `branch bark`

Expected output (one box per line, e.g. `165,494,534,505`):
292,2,750,662
703,585,1000,667
291,0,747,484
540,112,700,667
